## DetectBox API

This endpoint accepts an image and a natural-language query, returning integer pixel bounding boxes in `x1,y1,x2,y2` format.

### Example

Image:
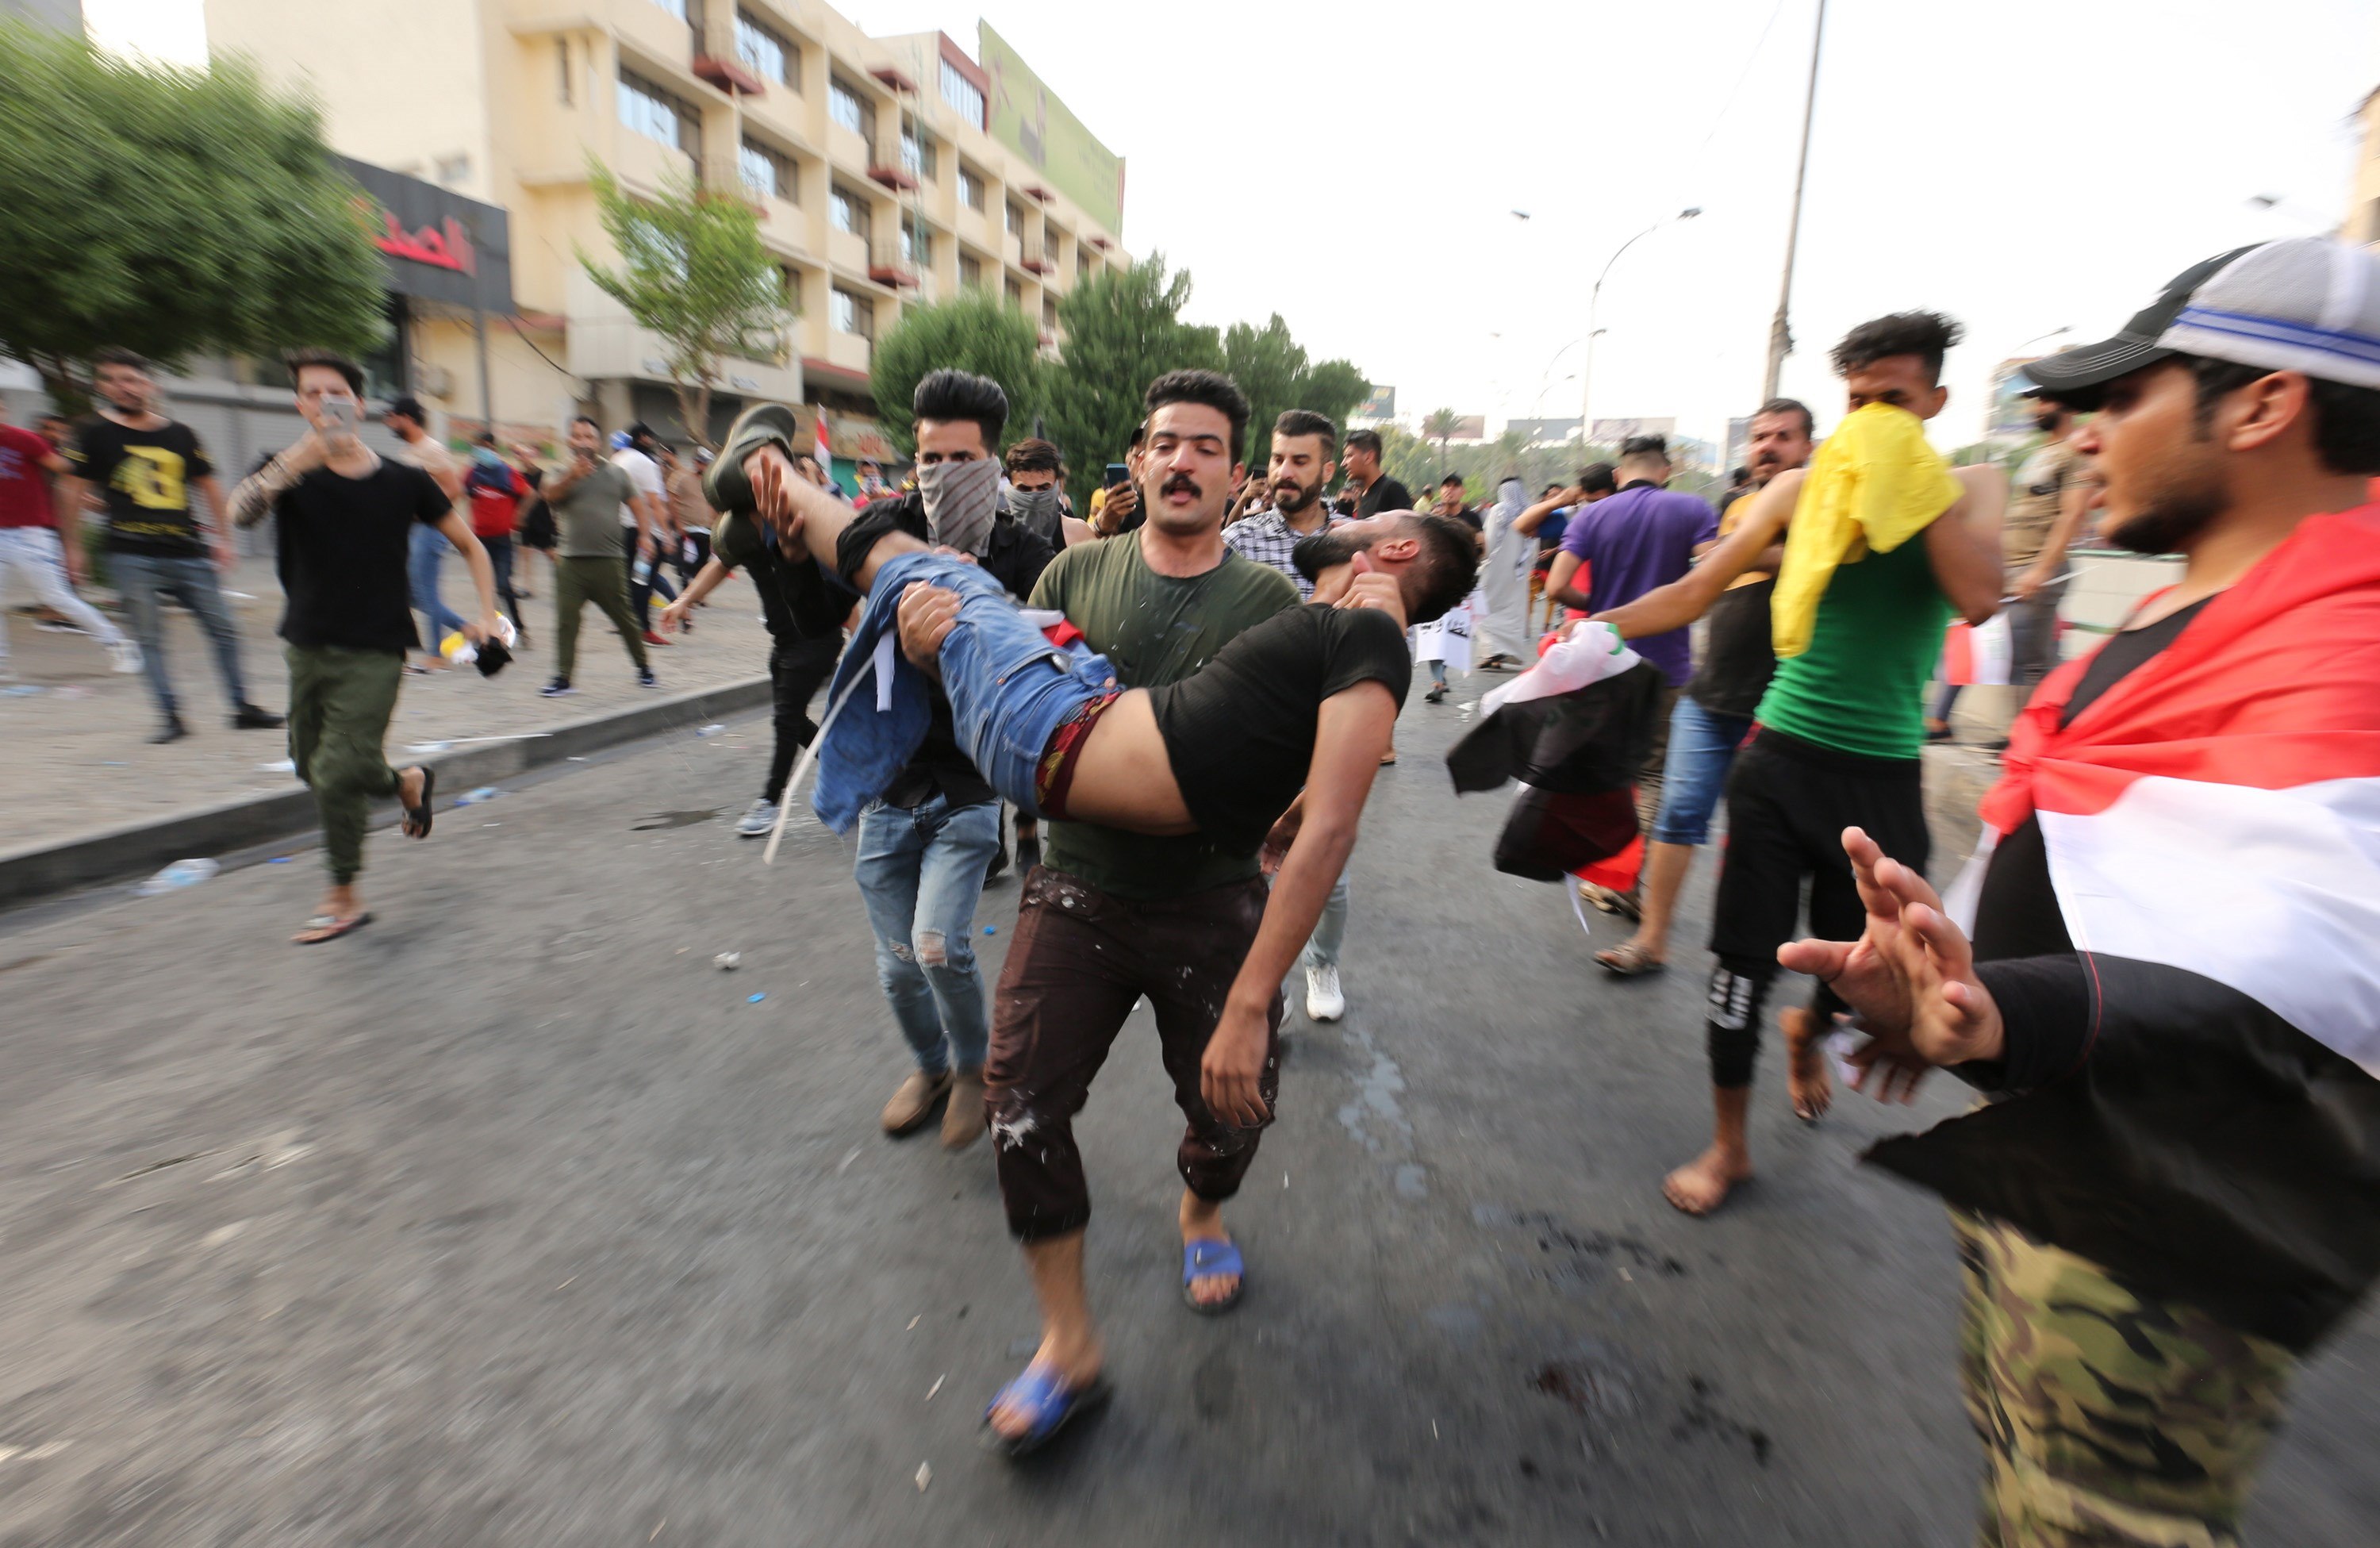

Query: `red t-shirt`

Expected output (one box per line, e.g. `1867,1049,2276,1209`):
466,463,527,538
0,424,57,528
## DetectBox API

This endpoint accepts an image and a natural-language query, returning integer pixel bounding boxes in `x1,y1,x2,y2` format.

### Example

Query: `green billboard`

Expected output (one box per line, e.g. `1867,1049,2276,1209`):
977,21,1124,236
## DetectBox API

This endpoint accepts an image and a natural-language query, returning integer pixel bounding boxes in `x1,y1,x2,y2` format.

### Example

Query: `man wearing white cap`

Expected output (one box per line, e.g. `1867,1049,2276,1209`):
1775,239,2380,1548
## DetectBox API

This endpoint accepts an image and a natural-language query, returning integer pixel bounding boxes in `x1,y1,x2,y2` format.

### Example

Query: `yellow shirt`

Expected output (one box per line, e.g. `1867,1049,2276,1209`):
1771,402,1960,659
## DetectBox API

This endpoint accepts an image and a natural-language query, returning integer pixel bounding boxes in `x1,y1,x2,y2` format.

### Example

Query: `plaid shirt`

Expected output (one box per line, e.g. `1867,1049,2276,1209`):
1223,507,1343,599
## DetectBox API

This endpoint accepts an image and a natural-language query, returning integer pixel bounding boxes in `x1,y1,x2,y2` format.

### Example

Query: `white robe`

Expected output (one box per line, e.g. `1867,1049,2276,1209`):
1476,479,1534,661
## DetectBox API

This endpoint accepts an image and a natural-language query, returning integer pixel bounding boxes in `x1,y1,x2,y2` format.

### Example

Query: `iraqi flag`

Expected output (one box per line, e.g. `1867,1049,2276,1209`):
1873,503,2380,1350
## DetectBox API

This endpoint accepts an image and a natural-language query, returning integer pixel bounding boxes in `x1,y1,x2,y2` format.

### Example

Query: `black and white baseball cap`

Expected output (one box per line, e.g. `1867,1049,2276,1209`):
2027,237,2380,401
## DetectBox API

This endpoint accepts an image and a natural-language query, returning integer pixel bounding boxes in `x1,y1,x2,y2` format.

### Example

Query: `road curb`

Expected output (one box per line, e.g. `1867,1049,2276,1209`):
0,674,774,911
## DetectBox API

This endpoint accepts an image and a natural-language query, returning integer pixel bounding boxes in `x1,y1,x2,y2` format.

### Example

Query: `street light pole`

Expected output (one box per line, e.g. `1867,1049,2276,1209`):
1763,0,1827,401
1580,207,1699,450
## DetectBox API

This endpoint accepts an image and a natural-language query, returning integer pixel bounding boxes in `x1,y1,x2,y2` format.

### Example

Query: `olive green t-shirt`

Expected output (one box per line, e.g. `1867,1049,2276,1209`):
551,461,634,559
1754,527,1950,760
1031,532,1299,899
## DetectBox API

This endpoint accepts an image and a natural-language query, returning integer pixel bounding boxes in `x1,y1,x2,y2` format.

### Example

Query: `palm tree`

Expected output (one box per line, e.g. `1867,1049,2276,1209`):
1422,408,1461,478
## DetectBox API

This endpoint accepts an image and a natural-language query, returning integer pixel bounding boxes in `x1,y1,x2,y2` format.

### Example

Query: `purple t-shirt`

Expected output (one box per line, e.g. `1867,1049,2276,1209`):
1558,482,1720,685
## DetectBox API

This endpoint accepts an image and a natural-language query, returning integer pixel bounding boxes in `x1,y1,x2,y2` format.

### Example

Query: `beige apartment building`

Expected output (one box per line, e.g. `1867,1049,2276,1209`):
202,1,1130,469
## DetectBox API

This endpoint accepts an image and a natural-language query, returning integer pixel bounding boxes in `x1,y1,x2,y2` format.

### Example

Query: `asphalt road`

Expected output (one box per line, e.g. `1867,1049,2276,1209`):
2,701,2373,1546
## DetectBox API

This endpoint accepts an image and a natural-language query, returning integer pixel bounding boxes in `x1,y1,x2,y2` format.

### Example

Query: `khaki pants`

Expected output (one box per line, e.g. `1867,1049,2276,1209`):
286,645,402,885
554,555,648,681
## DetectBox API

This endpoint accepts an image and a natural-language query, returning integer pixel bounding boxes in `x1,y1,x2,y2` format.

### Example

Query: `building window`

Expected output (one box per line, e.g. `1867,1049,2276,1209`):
900,218,931,267
828,78,873,140
734,11,797,86
900,123,935,182
555,38,572,106
957,166,985,212
1005,199,1025,236
1077,248,1090,281
617,71,697,158
939,59,985,126
782,267,803,314
1042,297,1058,332
739,138,792,202
831,286,873,340
830,185,871,240
959,252,982,290
1004,277,1022,309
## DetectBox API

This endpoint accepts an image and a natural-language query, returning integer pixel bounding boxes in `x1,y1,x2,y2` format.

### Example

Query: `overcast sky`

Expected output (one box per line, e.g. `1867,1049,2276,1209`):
93,0,2380,449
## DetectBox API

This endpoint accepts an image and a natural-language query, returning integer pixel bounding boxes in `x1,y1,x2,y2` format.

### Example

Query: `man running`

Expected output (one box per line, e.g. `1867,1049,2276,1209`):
0,395,140,680
1224,409,1357,1021
227,351,501,943
539,417,657,696
1787,236,2380,1548
1595,401,1813,977
1593,313,2004,1215
63,348,282,743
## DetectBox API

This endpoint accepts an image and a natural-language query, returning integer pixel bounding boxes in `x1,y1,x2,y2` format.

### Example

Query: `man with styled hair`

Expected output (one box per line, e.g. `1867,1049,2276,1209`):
226,349,501,943
1342,426,1413,519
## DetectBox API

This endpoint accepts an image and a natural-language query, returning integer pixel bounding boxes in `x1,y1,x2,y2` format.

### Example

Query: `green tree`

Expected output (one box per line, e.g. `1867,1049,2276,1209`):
1296,358,1372,441
1421,409,1462,478
1046,255,1220,510
869,290,1043,457
0,25,387,412
1219,314,1372,472
579,161,789,450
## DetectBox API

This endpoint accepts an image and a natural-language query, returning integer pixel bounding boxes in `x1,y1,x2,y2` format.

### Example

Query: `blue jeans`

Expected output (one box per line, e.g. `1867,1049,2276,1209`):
815,549,1113,834
853,793,1003,1075
1302,873,1349,972
409,522,466,647
112,551,251,718
1649,694,1752,847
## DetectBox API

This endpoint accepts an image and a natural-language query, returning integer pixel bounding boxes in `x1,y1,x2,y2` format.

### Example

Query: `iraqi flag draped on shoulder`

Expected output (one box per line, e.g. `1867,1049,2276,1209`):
1871,504,2380,1350
1445,623,1664,886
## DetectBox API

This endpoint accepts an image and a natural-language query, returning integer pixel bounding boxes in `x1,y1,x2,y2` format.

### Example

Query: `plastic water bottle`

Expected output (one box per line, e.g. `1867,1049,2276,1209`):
136,858,219,896
453,786,502,805
695,724,727,738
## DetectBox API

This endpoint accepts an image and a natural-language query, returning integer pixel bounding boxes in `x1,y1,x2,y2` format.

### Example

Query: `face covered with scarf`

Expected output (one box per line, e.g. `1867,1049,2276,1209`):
916,455,1001,555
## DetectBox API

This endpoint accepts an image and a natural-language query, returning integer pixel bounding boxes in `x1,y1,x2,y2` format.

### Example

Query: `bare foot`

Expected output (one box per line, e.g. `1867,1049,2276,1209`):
1180,1194,1240,1309
1662,1146,1752,1216
1782,1007,1832,1123
987,1335,1104,1442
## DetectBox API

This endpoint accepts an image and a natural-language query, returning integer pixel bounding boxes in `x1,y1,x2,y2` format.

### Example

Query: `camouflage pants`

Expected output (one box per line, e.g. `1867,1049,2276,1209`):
1954,1210,2297,1548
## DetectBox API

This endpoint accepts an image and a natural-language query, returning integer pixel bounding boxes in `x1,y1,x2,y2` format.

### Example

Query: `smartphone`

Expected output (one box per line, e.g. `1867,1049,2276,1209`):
318,398,358,436
1104,462,1130,488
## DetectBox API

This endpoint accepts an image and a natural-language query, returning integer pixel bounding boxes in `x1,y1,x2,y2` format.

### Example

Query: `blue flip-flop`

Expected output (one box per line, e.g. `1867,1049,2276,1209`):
979,1363,1111,1458
1182,1237,1246,1315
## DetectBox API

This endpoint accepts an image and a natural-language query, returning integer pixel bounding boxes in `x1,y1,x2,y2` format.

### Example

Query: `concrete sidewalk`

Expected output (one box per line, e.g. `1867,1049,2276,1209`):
2,550,785,903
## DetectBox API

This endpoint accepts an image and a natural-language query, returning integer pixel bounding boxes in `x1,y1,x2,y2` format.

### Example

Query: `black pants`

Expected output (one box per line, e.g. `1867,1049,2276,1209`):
677,528,712,590
1702,727,1931,1088
482,533,525,635
621,528,678,632
765,633,843,803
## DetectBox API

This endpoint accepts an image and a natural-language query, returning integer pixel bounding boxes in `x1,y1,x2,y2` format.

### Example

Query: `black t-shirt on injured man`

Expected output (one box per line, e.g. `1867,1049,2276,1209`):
273,459,452,653
1149,603,1412,850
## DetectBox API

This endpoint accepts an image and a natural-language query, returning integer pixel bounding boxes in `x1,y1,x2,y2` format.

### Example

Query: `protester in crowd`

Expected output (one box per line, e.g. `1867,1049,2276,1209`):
1344,428,1414,519
1434,474,1481,533
1545,434,1718,920
226,350,500,943
845,370,1302,1455
854,457,895,507
1783,236,2380,1548
1222,408,1359,1021
540,417,657,695
660,501,843,842
382,396,469,669
463,432,530,647
1086,426,1145,536
660,442,716,605
614,424,672,644
1476,474,1534,666
1003,436,1095,549
513,455,555,600
0,394,141,679
1591,313,2006,1216
1517,463,1615,635
1925,385,2094,747
63,348,281,742
1594,400,1813,978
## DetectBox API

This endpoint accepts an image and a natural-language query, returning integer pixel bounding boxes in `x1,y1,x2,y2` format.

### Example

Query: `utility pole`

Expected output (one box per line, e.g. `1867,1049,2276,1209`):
1763,0,1827,401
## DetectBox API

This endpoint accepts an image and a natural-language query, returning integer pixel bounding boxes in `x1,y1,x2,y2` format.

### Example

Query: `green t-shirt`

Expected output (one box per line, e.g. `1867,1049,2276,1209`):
1753,527,1950,760
551,461,633,558
1031,533,1299,899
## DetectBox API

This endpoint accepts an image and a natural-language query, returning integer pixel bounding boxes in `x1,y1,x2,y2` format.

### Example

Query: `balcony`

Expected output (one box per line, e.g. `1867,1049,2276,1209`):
868,63,917,94
693,53,766,94
866,134,918,192
869,239,919,290
1019,244,1052,276
1019,182,1053,205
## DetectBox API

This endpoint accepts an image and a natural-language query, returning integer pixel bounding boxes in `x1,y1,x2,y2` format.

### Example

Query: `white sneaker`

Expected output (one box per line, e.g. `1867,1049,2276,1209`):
108,639,144,674
1305,965,1345,1022
736,797,778,837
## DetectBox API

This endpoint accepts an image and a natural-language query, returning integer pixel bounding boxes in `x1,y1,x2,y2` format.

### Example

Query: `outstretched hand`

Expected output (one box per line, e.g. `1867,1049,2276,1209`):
1776,828,2006,1103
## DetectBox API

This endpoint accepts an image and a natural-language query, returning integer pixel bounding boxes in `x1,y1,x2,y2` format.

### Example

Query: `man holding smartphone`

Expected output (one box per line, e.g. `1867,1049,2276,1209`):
227,350,502,944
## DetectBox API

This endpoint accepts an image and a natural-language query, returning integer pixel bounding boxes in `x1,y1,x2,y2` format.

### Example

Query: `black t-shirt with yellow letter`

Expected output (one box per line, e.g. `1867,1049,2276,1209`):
69,417,214,557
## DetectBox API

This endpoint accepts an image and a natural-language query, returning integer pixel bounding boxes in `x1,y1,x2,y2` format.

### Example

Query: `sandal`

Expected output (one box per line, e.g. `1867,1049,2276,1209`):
1595,939,1667,978
979,1363,1111,1458
401,766,436,839
293,912,371,945
1182,1237,1246,1315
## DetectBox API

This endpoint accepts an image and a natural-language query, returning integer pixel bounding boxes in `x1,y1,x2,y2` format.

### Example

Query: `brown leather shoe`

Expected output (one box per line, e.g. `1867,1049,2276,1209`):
942,1069,986,1150
881,1068,952,1136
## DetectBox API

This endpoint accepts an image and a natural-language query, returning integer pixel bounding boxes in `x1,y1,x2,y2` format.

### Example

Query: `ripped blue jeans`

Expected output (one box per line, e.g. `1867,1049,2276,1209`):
853,791,1002,1074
